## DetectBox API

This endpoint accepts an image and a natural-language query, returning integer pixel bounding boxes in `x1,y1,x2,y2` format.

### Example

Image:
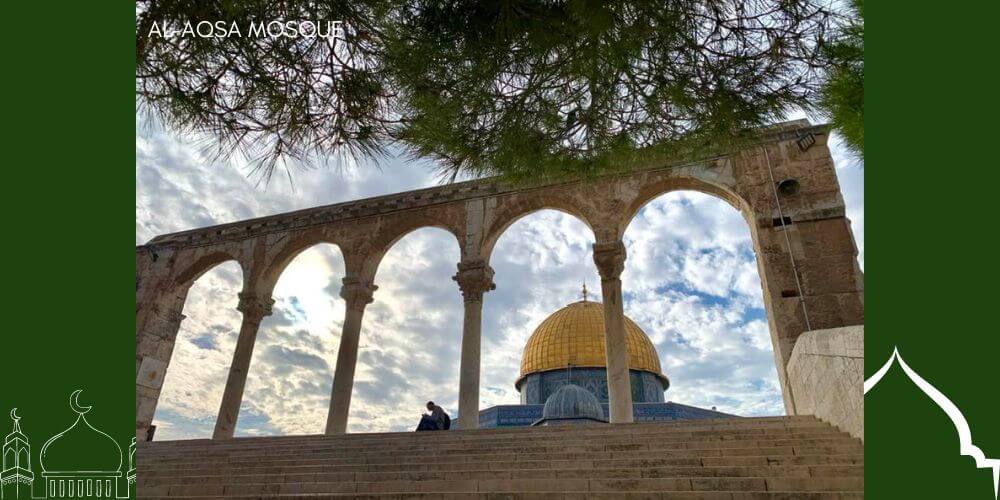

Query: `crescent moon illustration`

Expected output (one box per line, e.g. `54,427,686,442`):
70,389,92,414
9,408,18,421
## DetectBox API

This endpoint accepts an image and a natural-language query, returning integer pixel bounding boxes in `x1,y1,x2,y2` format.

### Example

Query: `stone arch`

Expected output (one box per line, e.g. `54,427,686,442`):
359,216,464,281
260,229,351,295
148,258,245,440
617,170,845,414
621,187,783,413
240,241,348,436
621,176,752,240
350,225,465,429
480,197,596,263
171,251,247,292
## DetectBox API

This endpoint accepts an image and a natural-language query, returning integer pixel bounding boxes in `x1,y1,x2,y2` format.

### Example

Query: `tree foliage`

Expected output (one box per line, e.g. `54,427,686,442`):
818,0,863,158
136,0,838,183
136,0,397,182
389,0,830,180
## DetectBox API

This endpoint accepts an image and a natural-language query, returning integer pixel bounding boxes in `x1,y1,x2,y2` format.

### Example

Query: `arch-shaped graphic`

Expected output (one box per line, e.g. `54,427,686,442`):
865,348,999,499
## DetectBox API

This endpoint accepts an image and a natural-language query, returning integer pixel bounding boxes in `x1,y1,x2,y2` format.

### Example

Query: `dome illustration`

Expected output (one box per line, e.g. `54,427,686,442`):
40,391,122,474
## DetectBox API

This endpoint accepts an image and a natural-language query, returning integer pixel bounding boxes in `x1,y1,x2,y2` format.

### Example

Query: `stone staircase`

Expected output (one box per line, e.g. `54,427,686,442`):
137,415,863,499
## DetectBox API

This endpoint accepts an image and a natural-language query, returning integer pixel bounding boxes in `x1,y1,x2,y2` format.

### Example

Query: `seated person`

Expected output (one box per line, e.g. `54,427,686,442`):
416,401,450,431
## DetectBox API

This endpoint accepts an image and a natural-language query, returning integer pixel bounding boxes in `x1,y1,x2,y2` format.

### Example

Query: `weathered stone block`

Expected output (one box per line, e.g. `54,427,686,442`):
787,326,864,441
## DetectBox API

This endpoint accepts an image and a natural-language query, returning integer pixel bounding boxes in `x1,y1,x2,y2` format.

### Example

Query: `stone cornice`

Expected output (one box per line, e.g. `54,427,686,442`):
139,121,827,252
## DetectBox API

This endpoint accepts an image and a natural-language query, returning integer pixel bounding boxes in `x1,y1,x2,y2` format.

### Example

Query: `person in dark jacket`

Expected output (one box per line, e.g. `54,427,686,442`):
416,401,450,431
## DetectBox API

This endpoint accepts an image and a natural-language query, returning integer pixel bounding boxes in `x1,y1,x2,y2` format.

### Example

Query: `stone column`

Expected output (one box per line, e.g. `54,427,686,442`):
325,277,377,435
593,241,634,424
213,292,274,439
452,260,496,430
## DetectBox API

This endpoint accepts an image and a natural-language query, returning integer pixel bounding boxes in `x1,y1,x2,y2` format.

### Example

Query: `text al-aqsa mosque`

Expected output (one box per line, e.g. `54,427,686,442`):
465,288,733,428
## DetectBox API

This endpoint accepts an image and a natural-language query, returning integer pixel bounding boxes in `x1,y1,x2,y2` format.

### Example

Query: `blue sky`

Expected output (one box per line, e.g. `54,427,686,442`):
137,120,863,440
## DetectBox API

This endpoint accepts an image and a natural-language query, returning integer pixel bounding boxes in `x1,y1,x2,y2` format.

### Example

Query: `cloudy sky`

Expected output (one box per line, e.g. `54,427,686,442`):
137,119,863,440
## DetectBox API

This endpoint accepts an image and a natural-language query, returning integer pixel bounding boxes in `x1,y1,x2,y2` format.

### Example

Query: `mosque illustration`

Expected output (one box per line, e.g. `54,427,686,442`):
462,288,734,428
1,391,135,499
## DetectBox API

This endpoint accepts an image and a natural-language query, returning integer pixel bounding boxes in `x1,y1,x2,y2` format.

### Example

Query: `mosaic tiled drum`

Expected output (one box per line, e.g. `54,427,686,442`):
515,300,670,404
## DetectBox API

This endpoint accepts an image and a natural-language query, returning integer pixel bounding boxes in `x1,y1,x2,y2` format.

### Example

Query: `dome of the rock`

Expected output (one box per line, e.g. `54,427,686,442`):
517,300,668,386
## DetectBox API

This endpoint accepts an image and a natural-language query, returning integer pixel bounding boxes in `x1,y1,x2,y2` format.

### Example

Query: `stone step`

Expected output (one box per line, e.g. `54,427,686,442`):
141,445,864,472
138,436,858,464
141,417,827,450
143,433,851,460
139,476,864,497
139,431,850,461
137,416,863,498
141,464,863,488
141,417,824,445
142,454,864,477
138,432,855,455
141,492,865,500
140,454,864,479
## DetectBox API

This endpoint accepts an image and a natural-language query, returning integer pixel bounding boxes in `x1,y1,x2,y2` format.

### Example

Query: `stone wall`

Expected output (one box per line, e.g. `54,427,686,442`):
787,326,864,441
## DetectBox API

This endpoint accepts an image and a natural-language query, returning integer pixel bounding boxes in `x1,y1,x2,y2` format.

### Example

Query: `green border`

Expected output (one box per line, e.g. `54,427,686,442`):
1,2,134,498
866,1,999,498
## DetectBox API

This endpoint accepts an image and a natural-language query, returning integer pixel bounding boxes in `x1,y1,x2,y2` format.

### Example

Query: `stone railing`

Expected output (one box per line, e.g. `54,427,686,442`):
787,326,864,441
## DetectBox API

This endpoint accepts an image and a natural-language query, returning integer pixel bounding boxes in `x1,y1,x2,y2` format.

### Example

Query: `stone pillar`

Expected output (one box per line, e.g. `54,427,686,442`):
754,215,865,413
325,277,377,435
213,292,274,439
452,259,496,430
593,241,634,424
136,302,186,441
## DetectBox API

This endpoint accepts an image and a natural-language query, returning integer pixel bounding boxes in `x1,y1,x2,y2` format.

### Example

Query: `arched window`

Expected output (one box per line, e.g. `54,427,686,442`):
152,260,243,439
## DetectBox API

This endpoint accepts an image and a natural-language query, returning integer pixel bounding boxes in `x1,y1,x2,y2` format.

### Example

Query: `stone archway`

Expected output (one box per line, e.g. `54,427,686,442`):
136,120,863,438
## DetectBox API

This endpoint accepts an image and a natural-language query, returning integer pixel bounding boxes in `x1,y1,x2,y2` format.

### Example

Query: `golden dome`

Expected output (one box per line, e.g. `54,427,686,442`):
517,300,667,386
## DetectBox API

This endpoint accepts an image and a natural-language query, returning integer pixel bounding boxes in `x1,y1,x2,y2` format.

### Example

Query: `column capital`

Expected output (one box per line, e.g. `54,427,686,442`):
156,308,187,326
340,277,377,311
237,292,274,321
593,241,627,281
453,259,496,303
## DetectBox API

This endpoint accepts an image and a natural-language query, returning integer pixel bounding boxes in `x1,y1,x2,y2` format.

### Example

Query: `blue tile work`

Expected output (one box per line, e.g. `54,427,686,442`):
456,402,736,429
518,368,667,405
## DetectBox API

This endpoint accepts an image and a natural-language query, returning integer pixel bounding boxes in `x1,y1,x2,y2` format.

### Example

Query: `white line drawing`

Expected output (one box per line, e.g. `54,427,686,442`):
1,408,35,499
125,439,135,490
865,347,1000,499
38,390,125,499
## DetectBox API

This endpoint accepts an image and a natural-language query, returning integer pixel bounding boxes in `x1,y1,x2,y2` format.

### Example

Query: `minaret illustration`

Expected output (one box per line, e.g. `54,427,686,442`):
1,409,34,500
